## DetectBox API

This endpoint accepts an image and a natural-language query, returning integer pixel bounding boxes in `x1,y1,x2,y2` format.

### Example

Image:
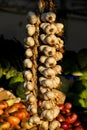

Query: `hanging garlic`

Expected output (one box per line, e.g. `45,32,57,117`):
39,120,49,130
52,106,60,118
23,70,32,81
23,58,32,68
24,37,35,48
55,23,64,36
41,12,56,23
28,115,40,125
43,91,55,100
54,52,63,61
41,109,54,121
45,57,57,68
24,81,34,91
42,46,56,56
41,68,56,78
27,11,38,24
44,24,57,35
39,55,47,63
40,34,46,43
27,104,37,114
49,120,61,130
40,86,48,94
26,24,36,36
53,65,62,74
42,100,54,109
40,22,50,30
38,66,46,73
45,34,58,45
26,94,37,104
25,48,33,58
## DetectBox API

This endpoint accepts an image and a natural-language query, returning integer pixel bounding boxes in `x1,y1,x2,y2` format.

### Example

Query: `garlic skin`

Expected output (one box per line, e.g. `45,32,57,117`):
25,48,33,58
27,11,38,24
49,120,61,130
24,37,35,48
23,58,32,68
23,70,32,81
26,24,36,36
44,24,57,35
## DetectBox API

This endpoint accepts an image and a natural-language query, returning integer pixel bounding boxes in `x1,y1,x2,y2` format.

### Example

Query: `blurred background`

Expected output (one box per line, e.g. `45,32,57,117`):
0,0,87,51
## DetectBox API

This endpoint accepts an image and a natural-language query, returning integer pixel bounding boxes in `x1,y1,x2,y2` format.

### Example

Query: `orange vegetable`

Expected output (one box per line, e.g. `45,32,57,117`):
0,109,4,115
13,102,25,109
7,116,20,127
0,101,8,109
12,108,30,120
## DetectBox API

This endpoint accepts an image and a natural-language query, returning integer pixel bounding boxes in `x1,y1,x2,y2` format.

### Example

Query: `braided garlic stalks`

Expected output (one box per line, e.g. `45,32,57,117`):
23,0,66,129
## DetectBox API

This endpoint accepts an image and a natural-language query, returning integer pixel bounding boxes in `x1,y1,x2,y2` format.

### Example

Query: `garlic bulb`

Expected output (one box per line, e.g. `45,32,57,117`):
38,66,46,73
27,11,38,24
41,12,56,23
41,68,56,78
41,109,54,121
45,34,58,45
24,81,34,91
54,52,63,61
40,34,46,43
40,86,48,94
39,55,47,63
24,37,35,48
23,70,32,81
26,94,36,104
26,24,36,36
40,23,50,30
43,46,56,56
42,101,54,109
53,107,60,118
40,120,49,130
45,57,57,68
43,91,55,100
54,65,62,74
25,48,33,58
49,120,61,130
28,104,37,114
23,58,32,68
28,115,40,125
44,24,57,34
55,23,64,35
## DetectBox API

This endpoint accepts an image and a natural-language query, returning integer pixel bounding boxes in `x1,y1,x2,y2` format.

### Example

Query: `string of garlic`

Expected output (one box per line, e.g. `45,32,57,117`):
23,0,66,129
